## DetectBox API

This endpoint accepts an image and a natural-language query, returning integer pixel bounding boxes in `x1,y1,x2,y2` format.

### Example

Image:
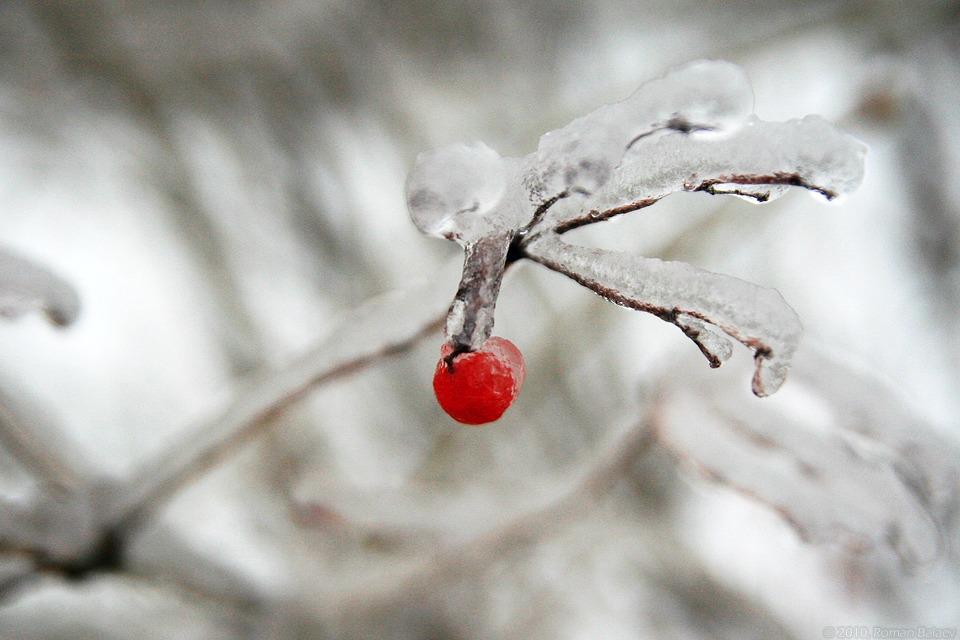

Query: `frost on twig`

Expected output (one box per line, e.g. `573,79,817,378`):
653,353,959,569
406,59,865,394
0,248,80,328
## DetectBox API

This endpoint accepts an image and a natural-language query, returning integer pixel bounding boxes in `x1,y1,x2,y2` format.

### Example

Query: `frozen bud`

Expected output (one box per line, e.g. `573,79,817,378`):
406,142,525,244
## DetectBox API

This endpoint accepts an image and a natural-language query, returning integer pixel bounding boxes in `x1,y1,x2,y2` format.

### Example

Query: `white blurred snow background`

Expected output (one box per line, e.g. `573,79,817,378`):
1,1,959,638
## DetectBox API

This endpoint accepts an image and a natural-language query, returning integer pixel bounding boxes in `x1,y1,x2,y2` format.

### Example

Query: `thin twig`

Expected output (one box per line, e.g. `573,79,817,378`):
105,298,447,534
331,418,655,611
0,383,90,494
0,568,40,606
552,197,661,234
549,168,838,236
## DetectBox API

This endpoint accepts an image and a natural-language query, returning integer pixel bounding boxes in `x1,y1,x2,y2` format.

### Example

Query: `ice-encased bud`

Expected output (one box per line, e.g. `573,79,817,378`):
406,142,518,244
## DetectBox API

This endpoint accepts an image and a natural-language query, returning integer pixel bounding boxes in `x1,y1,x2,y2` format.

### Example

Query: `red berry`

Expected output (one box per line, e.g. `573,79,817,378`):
433,336,525,425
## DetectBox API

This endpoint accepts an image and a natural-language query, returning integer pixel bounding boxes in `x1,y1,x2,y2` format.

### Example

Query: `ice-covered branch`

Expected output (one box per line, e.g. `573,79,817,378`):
105,278,452,531
407,143,525,244
0,250,88,491
444,231,512,354
0,380,91,494
653,352,960,569
547,115,865,233
407,59,864,396
522,60,753,205
524,233,801,396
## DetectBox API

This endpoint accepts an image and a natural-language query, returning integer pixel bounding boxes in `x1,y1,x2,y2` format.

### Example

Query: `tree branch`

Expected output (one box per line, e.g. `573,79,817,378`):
444,231,513,355
0,380,91,495
524,233,800,396
103,281,451,534
332,418,654,611
552,196,660,234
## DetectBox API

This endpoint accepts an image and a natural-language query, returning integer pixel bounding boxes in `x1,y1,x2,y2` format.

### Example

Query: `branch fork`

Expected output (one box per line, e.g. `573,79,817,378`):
406,59,865,395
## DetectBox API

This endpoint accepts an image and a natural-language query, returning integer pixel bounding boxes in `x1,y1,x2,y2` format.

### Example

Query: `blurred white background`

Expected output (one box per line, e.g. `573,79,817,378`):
1,1,958,638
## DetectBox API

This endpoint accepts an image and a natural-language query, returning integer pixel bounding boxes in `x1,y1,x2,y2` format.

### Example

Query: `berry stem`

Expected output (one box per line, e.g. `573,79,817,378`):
444,231,513,353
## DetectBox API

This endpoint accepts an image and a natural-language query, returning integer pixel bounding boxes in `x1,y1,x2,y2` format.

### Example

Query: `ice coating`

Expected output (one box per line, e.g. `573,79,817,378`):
582,115,867,219
522,60,753,205
675,313,734,367
0,248,81,327
303,276,453,372
656,372,946,568
793,350,960,530
108,271,458,527
406,142,525,243
405,59,866,397
525,234,801,396
444,232,512,351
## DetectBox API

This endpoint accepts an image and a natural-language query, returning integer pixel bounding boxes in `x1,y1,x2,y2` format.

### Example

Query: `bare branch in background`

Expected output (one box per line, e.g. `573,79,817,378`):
0,380,91,495
105,277,452,532
316,416,798,640
322,418,655,617
653,351,960,570
31,2,266,375
0,249,87,496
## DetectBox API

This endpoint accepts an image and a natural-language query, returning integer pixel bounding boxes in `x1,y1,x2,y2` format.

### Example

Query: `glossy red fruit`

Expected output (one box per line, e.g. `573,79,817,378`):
433,336,525,425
